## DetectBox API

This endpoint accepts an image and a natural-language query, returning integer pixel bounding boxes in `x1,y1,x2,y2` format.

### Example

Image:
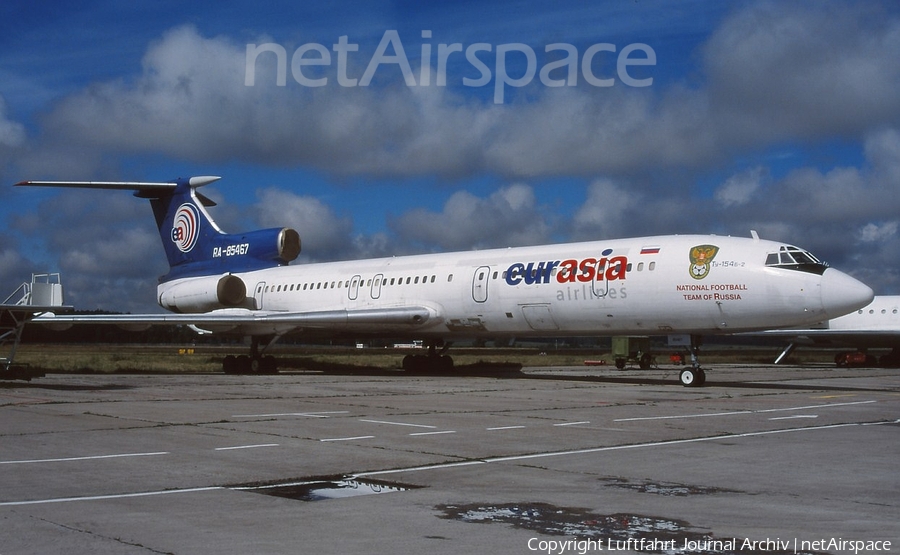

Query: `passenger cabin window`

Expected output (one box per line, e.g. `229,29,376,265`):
765,246,828,275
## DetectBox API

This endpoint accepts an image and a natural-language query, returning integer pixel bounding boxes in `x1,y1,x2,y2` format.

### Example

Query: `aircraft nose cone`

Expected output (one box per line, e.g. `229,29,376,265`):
821,268,873,319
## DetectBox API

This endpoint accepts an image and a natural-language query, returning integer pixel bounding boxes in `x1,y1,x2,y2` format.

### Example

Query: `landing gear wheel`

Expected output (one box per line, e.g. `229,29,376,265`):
221,335,282,375
223,355,238,374
402,354,426,372
236,355,250,373
680,334,708,387
260,355,278,374
436,354,454,372
248,355,279,374
639,353,652,370
402,353,454,373
680,367,706,387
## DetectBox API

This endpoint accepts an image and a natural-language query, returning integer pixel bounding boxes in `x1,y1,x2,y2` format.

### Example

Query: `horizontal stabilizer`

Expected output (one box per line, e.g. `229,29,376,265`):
15,176,220,192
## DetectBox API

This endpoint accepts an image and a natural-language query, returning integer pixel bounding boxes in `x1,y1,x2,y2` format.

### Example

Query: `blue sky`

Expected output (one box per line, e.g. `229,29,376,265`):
1,0,900,311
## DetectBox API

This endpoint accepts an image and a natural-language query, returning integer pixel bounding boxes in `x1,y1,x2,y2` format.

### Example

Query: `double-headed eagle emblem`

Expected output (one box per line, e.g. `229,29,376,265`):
689,244,719,280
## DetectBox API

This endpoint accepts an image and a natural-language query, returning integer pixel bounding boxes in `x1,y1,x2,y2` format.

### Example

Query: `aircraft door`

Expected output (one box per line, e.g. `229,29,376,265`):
472,266,490,303
253,282,266,309
371,274,384,299
592,260,609,298
349,275,361,301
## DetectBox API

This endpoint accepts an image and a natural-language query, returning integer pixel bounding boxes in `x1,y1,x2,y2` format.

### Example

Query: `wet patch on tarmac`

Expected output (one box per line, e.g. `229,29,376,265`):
600,476,742,496
232,476,422,502
437,503,827,554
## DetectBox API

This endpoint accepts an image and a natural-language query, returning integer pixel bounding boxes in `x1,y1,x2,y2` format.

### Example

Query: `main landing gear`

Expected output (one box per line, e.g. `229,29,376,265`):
222,336,279,374
679,335,706,387
402,341,454,373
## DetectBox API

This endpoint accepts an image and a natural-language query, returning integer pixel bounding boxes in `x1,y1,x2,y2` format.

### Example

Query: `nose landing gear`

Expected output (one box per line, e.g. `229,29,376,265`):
679,335,706,387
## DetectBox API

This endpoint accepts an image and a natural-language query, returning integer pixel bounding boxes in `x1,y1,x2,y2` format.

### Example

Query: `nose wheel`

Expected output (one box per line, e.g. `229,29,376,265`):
679,366,706,387
680,335,707,387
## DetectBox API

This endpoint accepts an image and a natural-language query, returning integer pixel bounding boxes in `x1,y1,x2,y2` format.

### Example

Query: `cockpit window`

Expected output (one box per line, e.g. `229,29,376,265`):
765,246,828,275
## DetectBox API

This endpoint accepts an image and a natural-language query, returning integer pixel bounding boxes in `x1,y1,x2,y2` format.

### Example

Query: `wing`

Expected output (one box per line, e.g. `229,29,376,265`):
3,304,73,344
32,306,439,336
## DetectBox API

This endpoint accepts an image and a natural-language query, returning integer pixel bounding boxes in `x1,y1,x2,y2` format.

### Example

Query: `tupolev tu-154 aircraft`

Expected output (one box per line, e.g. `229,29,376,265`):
15,176,873,386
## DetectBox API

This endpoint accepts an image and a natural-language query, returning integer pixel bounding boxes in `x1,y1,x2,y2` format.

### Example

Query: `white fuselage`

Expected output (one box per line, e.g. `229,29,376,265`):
157,234,872,339
823,296,900,332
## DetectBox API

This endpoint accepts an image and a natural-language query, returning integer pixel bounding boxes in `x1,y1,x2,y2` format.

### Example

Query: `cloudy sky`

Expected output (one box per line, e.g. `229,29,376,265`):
1,0,899,312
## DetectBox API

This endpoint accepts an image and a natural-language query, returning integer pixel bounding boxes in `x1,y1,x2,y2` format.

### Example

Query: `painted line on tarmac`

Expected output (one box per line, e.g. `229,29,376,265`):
409,430,456,437
232,411,349,418
768,415,818,421
360,419,436,429
357,422,866,479
614,410,751,422
754,400,876,412
0,487,223,507
4,421,881,507
0,452,170,465
614,400,876,422
214,444,280,451
320,435,376,442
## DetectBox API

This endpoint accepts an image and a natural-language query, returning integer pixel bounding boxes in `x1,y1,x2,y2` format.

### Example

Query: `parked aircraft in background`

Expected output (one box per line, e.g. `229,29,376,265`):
753,296,900,367
14,176,873,386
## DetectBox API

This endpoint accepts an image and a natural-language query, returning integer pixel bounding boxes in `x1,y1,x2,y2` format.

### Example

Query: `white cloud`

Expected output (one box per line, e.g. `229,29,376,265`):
859,221,898,243
0,236,33,292
60,228,160,278
572,178,639,239
714,166,765,207
19,3,899,181
252,187,354,261
704,1,900,141
390,184,551,250
864,127,900,186
0,95,24,148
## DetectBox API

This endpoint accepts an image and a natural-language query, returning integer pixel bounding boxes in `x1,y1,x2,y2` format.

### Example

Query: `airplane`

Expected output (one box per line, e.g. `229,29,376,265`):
751,296,900,367
13,176,874,386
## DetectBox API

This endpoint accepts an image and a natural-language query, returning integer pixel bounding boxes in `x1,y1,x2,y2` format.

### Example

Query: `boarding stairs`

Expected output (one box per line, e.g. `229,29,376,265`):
1,273,66,378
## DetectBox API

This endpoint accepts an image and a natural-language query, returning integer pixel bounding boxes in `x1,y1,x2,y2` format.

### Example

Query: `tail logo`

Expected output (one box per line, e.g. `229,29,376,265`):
171,203,200,253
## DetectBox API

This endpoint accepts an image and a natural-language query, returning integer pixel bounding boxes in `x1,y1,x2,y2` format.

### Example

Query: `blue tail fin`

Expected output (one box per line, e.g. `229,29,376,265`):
16,176,301,282
147,176,227,274
145,177,301,281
